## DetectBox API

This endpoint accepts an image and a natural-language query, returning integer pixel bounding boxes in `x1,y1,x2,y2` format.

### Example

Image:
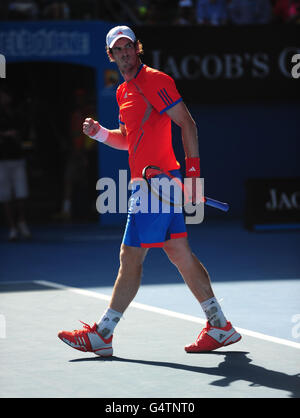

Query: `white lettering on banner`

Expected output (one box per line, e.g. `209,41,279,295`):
181,55,201,80
265,188,300,211
278,47,300,78
151,50,271,80
252,53,269,77
224,54,243,79
0,30,90,57
163,56,182,79
152,48,300,80
201,55,223,79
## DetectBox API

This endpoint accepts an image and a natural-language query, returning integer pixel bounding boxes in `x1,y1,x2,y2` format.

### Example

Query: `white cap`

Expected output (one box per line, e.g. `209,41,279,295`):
106,25,136,49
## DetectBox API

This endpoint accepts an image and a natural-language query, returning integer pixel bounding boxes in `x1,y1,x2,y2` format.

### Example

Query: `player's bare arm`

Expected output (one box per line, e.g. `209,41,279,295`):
83,117,128,151
166,101,199,159
166,101,201,204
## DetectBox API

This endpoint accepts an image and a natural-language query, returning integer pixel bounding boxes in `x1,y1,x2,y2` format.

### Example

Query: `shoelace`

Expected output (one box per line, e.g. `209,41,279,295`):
73,321,97,336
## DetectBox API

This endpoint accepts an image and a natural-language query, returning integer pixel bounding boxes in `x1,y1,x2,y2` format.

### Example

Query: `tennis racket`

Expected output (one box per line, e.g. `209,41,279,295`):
142,165,229,212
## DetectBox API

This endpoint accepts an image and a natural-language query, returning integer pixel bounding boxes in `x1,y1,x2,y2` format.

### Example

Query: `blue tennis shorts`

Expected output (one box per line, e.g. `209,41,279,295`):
122,170,187,248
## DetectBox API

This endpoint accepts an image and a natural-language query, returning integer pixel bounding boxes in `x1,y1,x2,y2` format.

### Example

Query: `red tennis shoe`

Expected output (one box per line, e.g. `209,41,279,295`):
185,321,241,353
58,321,113,357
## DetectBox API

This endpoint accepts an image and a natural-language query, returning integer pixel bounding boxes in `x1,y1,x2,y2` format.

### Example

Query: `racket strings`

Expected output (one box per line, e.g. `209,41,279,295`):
145,168,185,207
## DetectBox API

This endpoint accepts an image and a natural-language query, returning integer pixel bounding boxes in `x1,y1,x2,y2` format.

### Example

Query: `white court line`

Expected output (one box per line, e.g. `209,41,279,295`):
30,280,299,350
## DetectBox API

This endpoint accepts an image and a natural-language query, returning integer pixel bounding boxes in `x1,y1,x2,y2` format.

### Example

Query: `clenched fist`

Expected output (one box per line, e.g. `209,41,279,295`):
83,118,100,137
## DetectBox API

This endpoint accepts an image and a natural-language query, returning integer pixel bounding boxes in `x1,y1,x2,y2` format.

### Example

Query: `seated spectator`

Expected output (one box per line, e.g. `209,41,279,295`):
41,0,70,20
272,0,300,23
145,0,178,24
179,0,194,5
196,0,228,25
227,0,272,24
8,0,39,20
173,0,197,25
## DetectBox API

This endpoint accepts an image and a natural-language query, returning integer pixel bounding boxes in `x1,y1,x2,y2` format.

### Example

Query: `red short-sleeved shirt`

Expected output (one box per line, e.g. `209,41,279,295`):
116,64,182,180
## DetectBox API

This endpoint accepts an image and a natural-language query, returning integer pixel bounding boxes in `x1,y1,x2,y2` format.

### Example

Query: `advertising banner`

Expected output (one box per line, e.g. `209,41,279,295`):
245,178,300,230
138,25,300,102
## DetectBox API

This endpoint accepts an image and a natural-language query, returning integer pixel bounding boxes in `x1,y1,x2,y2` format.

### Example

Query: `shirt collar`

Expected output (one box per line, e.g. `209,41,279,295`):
134,63,144,79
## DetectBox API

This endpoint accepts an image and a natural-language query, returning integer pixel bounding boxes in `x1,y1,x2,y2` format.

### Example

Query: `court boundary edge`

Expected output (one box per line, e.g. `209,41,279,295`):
31,279,300,350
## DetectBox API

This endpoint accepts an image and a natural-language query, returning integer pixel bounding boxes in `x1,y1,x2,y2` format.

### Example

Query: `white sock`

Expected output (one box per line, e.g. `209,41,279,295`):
97,308,122,338
200,297,227,328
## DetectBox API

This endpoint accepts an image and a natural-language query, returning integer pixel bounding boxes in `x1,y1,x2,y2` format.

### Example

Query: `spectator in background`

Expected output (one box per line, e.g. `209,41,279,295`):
41,0,70,19
272,0,300,23
227,0,272,24
135,0,149,22
173,0,196,25
0,85,31,241
8,0,39,20
144,0,178,24
196,0,228,25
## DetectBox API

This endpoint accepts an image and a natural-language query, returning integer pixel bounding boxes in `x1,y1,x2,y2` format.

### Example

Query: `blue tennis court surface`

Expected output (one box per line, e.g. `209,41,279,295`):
0,219,300,398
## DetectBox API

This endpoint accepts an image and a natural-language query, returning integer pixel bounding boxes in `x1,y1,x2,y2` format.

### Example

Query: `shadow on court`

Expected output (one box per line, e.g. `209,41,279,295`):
70,351,300,398
1,281,299,398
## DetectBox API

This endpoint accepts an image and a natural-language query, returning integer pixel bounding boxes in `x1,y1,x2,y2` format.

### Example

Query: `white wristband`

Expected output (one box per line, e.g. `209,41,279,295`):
90,124,109,143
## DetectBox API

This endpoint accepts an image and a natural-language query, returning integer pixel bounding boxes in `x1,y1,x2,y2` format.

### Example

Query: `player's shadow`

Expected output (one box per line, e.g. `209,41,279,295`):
70,351,300,398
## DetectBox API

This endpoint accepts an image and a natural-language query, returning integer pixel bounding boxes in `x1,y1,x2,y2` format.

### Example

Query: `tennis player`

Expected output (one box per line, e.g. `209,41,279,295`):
58,26,241,356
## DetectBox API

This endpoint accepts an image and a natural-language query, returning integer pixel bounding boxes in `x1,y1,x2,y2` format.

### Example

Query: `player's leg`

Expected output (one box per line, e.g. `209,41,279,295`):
96,244,148,339
58,241,148,356
163,236,241,351
163,236,215,304
109,243,148,313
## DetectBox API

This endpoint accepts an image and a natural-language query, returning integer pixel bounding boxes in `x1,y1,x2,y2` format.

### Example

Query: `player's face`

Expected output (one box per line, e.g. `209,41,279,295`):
111,37,139,76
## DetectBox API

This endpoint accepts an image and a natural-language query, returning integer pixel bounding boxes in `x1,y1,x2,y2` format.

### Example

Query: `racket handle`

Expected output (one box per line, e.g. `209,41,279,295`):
204,197,229,212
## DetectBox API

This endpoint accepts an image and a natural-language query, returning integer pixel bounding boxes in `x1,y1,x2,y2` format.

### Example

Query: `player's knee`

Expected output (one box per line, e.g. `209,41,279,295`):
165,245,190,268
164,240,192,269
119,244,147,268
